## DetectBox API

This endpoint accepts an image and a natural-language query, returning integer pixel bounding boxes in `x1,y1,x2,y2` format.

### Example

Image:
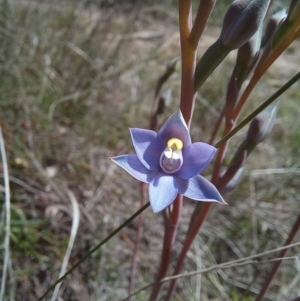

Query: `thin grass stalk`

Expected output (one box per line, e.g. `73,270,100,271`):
128,183,147,299
216,70,300,148
0,129,11,301
50,190,80,301
255,212,300,301
124,241,300,300
39,202,150,300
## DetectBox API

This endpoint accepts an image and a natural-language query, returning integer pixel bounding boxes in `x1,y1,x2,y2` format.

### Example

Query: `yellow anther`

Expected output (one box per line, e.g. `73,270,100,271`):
167,138,183,151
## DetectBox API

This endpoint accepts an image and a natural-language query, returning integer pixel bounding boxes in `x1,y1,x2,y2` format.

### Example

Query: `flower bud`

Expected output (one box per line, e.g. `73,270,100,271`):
262,9,287,47
224,72,239,126
221,167,244,194
236,24,262,68
230,104,278,163
156,88,172,115
220,0,270,50
166,57,179,74
218,150,246,192
271,1,300,49
234,24,263,87
194,0,270,92
247,102,278,145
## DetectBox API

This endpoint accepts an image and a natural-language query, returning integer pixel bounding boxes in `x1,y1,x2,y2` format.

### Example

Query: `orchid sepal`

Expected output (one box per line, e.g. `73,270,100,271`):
111,110,225,213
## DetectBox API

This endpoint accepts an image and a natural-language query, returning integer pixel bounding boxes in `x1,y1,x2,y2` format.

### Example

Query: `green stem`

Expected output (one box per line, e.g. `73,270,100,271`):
215,70,300,149
39,202,150,300
164,69,300,301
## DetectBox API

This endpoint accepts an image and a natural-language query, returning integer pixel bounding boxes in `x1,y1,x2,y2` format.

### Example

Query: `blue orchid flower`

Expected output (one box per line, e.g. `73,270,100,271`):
111,110,226,213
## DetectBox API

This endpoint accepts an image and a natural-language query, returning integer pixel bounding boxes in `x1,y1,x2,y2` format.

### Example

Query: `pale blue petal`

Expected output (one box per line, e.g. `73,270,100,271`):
158,110,191,147
176,175,226,204
111,154,156,183
129,128,164,171
177,143,216,179
149,173,178,213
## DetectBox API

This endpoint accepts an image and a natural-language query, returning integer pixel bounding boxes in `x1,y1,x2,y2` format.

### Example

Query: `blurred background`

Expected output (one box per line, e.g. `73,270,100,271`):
0,0,300,300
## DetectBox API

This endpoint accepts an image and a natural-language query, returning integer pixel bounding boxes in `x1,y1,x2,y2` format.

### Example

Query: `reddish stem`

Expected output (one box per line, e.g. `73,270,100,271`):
148,195,183,301
130,44,178,298
235,16,300,301
189,0,216,48
164,123,232,300
149,2,196,300
233,16,300,121
208,107,225,145
129,68,171,298
178,0,196,127
151,1,219,299
164,10,300,301
164,201,212,301
255,212,300,301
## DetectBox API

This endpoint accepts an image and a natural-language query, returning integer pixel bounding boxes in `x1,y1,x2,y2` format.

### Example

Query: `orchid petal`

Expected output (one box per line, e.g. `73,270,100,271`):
149,173,178,213
130,128,164,171
111,154,156,183
177,142,216,179
158,110,191,147
111,110,225,214
176,175,226,204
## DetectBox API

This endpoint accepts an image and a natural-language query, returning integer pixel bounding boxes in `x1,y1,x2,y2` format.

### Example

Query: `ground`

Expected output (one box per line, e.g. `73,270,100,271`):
0,1,300,301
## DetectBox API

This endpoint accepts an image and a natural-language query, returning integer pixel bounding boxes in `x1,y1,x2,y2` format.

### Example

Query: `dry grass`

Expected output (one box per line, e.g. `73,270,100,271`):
0,1,300,301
